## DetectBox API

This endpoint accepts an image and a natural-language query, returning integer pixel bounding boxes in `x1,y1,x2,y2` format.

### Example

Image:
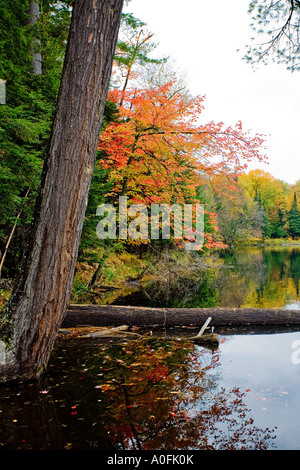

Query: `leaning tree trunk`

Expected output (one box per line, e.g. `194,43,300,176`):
0,0,124,382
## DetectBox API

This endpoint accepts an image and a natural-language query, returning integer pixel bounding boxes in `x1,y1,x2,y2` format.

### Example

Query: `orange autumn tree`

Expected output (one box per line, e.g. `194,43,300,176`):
98,81,265,248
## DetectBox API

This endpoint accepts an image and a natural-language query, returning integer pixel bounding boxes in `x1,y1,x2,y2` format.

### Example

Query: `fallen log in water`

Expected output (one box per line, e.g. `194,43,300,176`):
58,324,140,339
189,333,220,346
63,304,300,328
59,316,220,348
58,323,220,349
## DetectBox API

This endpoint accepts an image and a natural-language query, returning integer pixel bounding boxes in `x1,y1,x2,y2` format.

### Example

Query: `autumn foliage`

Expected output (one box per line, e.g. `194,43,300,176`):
99,82,265,201
97,80,265,249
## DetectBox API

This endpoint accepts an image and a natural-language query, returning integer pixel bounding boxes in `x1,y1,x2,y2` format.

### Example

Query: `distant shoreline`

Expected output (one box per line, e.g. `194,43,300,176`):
232,238,300,248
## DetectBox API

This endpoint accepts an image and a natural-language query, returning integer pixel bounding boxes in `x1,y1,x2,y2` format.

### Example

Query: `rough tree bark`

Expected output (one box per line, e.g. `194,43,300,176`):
63,305,300,328
0,0,124,382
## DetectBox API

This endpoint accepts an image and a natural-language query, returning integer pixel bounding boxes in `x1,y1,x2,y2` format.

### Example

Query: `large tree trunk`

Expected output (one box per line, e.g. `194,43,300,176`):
0,0,124,383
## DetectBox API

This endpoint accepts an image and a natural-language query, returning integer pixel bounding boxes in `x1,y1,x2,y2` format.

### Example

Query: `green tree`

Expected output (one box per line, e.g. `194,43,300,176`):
272,205,288,238
239,170,289,239
288,193,300,239
0,0,72,276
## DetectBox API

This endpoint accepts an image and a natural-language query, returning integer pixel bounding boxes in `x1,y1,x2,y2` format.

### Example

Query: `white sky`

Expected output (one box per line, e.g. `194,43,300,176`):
124,0,300,185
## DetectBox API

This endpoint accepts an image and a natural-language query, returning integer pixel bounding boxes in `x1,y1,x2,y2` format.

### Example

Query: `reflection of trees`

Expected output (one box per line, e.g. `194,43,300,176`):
290,249,300,296
82,338,275,450
214,248,269,308
143,270,218,308
113,252,219,308
215,247,300,308
0,337,276,450
213,269,251,307
112,246,300,309
249,248,300,307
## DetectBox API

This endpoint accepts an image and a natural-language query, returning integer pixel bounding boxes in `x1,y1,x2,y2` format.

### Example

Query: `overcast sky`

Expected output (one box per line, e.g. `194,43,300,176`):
124,0,300,185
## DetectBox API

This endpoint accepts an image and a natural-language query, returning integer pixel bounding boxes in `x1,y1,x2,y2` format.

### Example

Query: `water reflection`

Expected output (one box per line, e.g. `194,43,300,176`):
217,246,300,309
0,334,277,450
111,246,300,309
218,331,300,450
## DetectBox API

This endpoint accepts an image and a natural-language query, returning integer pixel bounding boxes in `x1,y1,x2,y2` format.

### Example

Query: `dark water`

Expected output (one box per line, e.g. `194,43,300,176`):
111,246,300,310
1,246,300,451
1,328,300,450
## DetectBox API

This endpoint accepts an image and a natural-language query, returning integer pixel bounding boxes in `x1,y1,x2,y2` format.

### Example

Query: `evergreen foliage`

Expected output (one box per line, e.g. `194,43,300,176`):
245,0,300,71
288,193,300,239
0,0,72,275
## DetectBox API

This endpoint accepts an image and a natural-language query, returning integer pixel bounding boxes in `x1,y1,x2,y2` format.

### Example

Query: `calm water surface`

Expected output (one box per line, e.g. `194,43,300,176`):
1,246,300,451
1,329,300,450
215,246,300,310
111,246,300,309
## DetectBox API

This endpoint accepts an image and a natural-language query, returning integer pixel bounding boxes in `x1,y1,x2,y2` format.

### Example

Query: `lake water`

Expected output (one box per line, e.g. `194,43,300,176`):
0,329,300,450
111,245,300,310
215,245,300,310
1,246,300,451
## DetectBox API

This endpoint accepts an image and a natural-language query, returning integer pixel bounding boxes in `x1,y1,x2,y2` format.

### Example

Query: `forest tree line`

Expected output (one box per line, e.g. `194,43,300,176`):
0,0,299,284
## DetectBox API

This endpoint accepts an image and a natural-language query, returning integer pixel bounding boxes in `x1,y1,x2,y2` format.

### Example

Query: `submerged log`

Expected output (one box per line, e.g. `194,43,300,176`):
59,316,220,349
63,305,300,328
58,324,142,339
187,332,219,346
